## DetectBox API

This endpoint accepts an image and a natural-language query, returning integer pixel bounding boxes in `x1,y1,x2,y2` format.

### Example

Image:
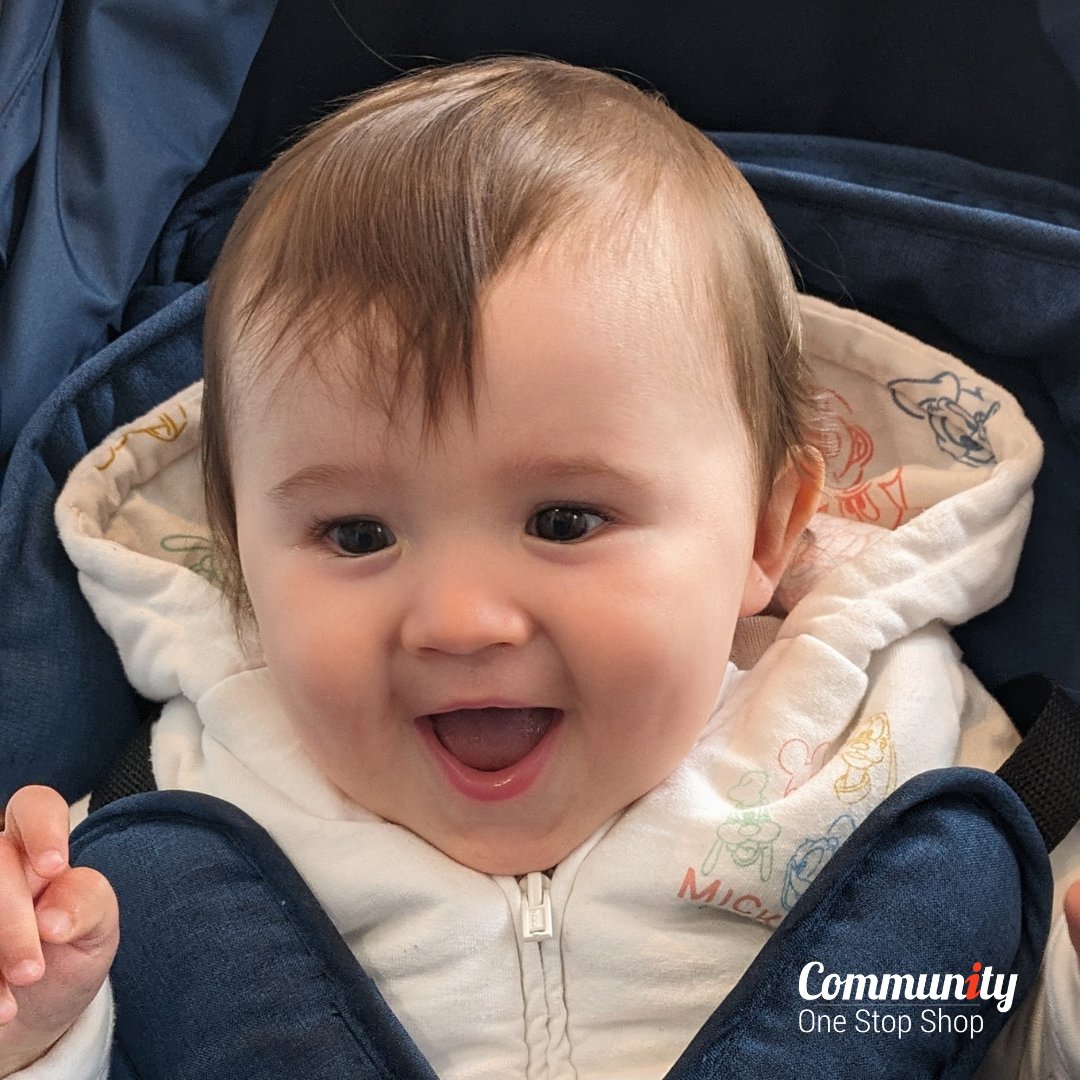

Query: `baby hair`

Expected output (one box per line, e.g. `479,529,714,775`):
201,56,822,621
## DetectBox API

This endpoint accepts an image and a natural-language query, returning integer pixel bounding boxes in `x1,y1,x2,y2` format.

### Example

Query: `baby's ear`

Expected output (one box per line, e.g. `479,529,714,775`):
740,448,824,617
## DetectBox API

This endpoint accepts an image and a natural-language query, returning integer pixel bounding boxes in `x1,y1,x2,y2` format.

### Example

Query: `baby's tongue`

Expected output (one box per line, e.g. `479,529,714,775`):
431,707,555,771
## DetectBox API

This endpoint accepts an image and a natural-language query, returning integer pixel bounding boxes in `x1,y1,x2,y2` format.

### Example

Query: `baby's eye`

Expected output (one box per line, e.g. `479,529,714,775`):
324,519,397,556
527,506,609,543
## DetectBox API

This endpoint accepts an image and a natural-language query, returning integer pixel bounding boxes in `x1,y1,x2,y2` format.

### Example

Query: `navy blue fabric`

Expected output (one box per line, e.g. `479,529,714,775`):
70,791,438,1080
0,172,248,806
68,770,1051,1078
0,0,63,270
1040,0,1080,100
0,288,205,806
0,0,276,461
121,173,254,331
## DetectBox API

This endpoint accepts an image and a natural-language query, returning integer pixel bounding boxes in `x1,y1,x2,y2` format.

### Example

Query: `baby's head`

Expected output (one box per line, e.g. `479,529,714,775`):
201,58,824,874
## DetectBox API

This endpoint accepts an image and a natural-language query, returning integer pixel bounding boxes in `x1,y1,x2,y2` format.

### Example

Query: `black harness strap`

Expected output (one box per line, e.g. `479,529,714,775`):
88,711,157,813
994,674,1080,851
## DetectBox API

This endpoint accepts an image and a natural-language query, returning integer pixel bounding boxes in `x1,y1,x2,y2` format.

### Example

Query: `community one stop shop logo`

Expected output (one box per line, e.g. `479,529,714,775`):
796,961,1017,1040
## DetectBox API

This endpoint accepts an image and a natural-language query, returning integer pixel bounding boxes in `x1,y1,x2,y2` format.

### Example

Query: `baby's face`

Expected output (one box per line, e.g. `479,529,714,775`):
232,246,773,874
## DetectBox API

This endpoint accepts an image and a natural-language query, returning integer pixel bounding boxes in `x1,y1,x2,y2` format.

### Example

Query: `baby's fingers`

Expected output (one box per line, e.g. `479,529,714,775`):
0,786,72,995
0,840,44,994
33,866,119,955
0,868,118,1036
2,786,71,885
0,867,117,1071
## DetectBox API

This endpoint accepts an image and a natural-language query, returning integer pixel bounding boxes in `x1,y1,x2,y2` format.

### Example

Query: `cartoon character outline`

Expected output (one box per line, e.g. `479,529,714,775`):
834,711,897,804
830,467,908,528
701,771,781,882
816,389,909,528
160,533,223,586
888,371,999,467
777,738,830,796
781,814,857,911
818,389,876,489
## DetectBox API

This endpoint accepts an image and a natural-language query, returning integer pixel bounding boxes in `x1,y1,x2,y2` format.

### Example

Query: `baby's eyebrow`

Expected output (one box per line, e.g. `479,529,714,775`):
499,454,660,494
266,455,659,506
266,462,392,506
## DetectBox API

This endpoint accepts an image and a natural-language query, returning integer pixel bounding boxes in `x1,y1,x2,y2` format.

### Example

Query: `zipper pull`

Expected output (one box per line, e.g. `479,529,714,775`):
520,871,553,942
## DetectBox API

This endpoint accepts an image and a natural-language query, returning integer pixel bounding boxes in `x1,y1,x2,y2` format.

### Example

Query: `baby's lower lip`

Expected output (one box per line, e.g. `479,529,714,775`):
417,711,564,803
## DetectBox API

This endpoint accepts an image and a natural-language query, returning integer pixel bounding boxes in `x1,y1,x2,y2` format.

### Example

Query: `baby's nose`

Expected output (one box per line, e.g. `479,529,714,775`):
399,558,532,657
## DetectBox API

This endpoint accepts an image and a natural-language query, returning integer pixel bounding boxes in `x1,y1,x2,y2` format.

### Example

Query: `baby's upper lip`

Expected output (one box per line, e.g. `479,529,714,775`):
421,699,556,717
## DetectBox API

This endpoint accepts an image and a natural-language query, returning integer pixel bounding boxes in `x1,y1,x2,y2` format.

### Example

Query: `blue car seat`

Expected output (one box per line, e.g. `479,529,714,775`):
3,3,1080,1076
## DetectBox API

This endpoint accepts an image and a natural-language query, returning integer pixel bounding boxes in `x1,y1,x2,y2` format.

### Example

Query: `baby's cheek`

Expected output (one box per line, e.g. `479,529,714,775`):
579,572,735,759
258,565,354,670
588,557,735,677
290,637,350,711
575,596,715,719
268,644,370,788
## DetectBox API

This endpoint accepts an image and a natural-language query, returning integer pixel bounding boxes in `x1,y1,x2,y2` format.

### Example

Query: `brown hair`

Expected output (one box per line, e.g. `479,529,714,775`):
202,56,821,621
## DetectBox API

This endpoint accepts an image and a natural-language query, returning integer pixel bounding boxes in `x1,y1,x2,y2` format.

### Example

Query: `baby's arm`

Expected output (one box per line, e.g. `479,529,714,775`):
0,787,117,1076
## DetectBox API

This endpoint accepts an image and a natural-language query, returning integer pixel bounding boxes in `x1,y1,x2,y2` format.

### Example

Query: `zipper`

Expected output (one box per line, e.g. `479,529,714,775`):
520,871,553,942
516,870,575,1077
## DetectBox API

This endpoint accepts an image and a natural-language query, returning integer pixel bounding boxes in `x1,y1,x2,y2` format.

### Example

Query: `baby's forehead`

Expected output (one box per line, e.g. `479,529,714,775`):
230,217,733,417
229,277,755,501
240,208,730,360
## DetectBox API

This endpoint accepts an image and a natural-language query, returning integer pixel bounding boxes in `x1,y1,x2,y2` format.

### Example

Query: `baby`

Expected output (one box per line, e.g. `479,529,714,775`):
2,57,1078,1077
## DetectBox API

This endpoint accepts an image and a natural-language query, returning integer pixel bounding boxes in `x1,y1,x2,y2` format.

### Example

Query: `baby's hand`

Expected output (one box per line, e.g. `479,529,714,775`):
0,786,118,1075
1067,880,1080,970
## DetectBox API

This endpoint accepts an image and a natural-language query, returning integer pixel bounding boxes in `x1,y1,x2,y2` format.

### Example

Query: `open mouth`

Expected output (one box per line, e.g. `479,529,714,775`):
428,707,560,772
